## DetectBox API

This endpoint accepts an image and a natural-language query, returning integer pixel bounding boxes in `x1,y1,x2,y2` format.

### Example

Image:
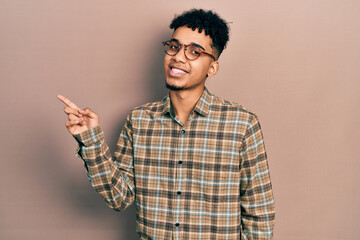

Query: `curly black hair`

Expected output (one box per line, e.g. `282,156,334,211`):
170,9,230,58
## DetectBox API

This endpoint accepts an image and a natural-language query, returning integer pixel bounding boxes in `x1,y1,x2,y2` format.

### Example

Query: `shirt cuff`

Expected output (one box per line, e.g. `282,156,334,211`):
73,125,104,147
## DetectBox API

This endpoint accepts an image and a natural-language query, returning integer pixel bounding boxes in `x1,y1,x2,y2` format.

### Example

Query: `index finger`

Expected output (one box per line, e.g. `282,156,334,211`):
56,94,81,110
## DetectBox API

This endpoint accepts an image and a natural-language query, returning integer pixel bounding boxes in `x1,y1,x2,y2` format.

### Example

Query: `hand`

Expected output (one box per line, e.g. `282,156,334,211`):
56,94,99,135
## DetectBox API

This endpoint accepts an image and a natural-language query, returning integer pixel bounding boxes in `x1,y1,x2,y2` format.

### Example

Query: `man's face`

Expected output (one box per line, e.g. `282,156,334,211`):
164,26,218,92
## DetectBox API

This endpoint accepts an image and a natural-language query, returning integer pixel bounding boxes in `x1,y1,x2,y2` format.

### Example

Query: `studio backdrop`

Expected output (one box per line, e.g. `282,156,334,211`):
0,0,359,239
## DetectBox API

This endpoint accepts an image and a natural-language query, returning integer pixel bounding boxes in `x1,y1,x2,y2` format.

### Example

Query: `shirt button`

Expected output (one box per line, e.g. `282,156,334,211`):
175,223,180,227
181,129,185,134
177,191,182,195
178,160,183,164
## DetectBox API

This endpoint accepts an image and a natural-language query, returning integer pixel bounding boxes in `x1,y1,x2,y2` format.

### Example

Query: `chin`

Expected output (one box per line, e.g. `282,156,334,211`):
166,83,184,91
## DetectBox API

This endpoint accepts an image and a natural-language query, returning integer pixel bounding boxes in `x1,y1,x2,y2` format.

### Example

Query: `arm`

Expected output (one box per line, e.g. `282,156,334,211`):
74,119,135,211
57,94,135,211
239,115,275,239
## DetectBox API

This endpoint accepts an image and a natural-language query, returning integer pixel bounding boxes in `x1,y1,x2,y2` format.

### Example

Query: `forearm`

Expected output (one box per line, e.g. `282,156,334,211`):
74,125,135,211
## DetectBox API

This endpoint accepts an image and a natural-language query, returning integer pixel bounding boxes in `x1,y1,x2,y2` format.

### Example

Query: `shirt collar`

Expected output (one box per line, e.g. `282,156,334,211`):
160,87,212,117
193,87,211,117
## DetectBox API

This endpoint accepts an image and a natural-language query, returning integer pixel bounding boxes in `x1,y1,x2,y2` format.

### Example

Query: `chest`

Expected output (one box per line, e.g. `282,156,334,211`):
132,116,245,184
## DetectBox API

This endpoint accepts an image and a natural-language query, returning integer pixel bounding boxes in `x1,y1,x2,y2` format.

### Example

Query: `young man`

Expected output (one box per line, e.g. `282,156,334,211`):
57,9,275,240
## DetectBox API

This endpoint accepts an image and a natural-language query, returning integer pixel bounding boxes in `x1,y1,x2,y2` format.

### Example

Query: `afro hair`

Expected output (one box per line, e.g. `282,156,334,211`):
170,9,230,58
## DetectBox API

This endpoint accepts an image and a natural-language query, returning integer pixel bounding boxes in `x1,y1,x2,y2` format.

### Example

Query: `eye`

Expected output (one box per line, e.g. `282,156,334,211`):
191,49,200,55
188,46,202,56
169,41,179,49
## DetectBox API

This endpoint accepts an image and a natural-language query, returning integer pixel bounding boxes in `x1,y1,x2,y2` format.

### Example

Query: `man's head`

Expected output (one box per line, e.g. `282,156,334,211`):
169,9,229,58
163,9,230,92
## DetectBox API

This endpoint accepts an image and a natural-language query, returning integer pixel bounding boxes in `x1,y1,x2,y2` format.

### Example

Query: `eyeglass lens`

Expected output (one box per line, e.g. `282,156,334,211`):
164,40,202,60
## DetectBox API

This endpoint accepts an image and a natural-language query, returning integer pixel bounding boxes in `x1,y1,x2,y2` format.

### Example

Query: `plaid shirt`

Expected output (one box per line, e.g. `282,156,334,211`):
74,88,275,240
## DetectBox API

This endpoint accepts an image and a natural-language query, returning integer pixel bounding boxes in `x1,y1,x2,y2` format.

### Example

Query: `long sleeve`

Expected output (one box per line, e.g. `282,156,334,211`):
73,115,135,211
239,115,275,239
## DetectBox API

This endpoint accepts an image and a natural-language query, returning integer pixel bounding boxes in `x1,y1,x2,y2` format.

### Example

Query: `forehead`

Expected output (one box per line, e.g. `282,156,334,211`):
172,26,213,50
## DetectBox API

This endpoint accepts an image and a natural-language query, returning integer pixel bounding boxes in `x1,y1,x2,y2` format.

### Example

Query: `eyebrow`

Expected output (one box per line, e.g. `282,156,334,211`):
170,38,206,51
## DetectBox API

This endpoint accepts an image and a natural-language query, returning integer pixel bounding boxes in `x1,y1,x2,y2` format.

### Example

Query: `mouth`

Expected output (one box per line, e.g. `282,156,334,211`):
169,66,188,77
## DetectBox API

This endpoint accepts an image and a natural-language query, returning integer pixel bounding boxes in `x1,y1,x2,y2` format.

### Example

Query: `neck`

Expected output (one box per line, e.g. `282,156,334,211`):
169,87,204,125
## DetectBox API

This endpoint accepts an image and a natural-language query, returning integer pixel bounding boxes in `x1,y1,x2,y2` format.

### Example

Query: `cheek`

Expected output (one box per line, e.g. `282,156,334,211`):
164,56,172,69
191,62,210,77
163,57,169,71
164,54,172,62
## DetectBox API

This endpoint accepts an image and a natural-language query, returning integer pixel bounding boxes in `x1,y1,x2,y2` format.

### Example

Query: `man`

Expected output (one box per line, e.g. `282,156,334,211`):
57,9,275,240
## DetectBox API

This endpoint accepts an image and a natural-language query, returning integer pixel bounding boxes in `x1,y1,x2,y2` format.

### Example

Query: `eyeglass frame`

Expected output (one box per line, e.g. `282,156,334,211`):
162,39,217,61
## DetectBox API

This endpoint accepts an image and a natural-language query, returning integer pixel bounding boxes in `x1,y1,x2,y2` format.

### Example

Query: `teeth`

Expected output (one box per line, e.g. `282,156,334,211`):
172,67,186,74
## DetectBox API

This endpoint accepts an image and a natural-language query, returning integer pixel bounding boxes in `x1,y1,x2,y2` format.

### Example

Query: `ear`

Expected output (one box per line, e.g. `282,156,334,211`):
207,61,219,77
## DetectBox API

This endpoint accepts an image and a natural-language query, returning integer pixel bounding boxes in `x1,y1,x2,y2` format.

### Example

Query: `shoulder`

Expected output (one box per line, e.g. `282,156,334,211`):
210,93,258,123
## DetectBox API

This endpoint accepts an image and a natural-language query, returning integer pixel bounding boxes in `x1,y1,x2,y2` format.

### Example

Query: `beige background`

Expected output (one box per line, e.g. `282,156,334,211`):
1,0,359,239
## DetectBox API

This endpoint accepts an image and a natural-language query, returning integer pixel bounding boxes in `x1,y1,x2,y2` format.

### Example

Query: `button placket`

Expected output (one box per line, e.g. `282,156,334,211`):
174,125,186,236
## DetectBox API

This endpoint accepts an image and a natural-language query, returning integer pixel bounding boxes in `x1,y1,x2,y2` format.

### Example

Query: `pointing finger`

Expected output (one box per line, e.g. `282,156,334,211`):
57,94,81,110
64,106,82,117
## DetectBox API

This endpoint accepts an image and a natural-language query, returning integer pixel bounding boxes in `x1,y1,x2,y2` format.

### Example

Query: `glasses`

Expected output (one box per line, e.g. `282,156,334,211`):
162,39,217,61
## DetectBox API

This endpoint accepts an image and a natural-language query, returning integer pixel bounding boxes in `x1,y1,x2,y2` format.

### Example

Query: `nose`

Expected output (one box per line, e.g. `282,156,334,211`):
173,45,187,63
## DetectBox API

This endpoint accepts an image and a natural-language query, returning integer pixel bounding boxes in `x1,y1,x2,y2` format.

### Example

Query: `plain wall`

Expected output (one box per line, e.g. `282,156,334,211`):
1,0,359,239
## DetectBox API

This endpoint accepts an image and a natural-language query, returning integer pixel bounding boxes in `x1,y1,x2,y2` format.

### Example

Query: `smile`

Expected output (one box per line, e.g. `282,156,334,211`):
169,66,188,77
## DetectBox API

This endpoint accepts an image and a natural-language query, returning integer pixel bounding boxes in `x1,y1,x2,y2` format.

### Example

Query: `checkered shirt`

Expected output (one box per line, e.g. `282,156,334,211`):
74,88,275,239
